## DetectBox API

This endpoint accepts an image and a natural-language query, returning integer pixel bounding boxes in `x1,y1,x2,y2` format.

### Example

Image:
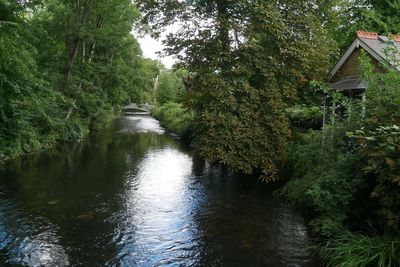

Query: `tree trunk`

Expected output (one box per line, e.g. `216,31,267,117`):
82,40,86,62
63,38,79,93
216,0,230,52
88,17,103,64
216,0,230,73
108,50,115,66
152,75,159,104
65,106,73,120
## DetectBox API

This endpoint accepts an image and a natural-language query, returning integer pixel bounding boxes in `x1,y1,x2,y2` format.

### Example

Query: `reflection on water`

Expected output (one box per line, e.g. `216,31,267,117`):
118,116,165,134
109,148,199,266
0,115,317,266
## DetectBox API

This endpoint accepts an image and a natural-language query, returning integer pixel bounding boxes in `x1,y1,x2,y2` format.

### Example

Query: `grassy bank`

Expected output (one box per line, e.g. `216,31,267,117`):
152,102,194,140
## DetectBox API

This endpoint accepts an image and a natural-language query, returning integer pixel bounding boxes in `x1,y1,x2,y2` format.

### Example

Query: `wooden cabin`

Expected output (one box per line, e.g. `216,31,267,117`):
324,31,400,124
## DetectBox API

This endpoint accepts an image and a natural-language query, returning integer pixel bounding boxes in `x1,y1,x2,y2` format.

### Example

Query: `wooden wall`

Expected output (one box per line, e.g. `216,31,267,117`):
330,48,385,83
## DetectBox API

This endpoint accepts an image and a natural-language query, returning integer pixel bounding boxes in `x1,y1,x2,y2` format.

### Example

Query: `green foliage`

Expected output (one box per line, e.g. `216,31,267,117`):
191,74,291,181
0,0,156,160
156,69,187,105
281,126,364,236
320,230,400,267
351,126,400,228
366,0,400,35
152,102,193,138
346,54,400,229
135,58,160,103
0,0,65,158
287,104,323,129
325,0,400,52
287,105,323,121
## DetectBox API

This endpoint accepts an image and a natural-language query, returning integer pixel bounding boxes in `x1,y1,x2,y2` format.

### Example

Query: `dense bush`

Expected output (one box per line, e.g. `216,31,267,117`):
0,1,72,159
281,125,365,236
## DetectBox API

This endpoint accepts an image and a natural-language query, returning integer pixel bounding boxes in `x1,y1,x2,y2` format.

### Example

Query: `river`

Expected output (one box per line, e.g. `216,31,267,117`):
0,114,317,266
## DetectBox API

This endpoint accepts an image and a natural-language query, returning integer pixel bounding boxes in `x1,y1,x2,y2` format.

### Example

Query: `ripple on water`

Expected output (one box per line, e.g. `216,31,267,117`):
0,203,70,266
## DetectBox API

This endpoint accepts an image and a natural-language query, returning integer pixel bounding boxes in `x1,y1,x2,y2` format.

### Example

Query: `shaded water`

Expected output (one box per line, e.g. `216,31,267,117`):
0,115,317,266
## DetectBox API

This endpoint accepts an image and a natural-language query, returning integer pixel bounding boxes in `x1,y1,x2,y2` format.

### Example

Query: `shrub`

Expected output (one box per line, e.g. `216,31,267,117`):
281,126,364,237
282,51,400,265
349,125,400,229
287,104,323,129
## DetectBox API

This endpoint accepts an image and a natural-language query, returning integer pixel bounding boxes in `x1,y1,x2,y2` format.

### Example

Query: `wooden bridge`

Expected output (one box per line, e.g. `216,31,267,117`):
123,103,152,115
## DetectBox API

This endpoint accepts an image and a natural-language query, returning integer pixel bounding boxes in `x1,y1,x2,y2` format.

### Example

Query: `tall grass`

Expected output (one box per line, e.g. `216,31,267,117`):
320,230,400,267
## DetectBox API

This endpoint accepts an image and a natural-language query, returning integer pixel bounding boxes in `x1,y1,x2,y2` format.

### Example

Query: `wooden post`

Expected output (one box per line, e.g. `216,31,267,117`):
323,96,327,128
331,99,336,125
362,92,366,118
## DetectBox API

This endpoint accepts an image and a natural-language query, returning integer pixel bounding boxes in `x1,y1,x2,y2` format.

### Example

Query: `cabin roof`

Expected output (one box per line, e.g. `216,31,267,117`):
328,31,400,81
331,78,367,91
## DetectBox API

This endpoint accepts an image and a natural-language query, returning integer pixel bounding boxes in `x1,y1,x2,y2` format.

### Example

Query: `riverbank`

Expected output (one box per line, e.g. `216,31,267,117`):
152,102,194,140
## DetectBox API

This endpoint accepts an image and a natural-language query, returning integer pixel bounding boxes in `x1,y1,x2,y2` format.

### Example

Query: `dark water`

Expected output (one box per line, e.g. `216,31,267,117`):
0,115,317,266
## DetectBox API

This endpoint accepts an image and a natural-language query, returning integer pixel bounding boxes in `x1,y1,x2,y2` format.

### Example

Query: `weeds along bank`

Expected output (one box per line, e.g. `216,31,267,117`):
281,58,400,266
0,1,157,161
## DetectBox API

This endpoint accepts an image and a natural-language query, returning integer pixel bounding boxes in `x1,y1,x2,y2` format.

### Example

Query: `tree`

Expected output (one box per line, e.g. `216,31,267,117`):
138,0,335,180
156,69,186,105
0,0,68,157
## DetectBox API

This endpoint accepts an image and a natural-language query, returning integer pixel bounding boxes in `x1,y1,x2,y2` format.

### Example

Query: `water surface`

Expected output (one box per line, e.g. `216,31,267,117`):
0,115,316,266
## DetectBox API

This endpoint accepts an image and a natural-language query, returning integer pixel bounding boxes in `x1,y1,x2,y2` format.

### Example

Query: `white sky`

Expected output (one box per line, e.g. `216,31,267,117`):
135,23,181,69
137,35,176,68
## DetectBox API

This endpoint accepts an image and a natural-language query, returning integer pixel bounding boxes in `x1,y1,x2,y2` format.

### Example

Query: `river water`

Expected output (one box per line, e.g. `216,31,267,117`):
0,115,317,266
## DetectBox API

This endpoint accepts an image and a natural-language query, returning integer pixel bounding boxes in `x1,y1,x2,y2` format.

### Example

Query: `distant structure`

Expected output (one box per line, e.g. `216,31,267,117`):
324,31,400,125
123,103,152,115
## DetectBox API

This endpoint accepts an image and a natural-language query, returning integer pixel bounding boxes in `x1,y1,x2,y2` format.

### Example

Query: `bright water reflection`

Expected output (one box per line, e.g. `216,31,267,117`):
110,148,200,266
0,115,317,266
118,115,165,134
